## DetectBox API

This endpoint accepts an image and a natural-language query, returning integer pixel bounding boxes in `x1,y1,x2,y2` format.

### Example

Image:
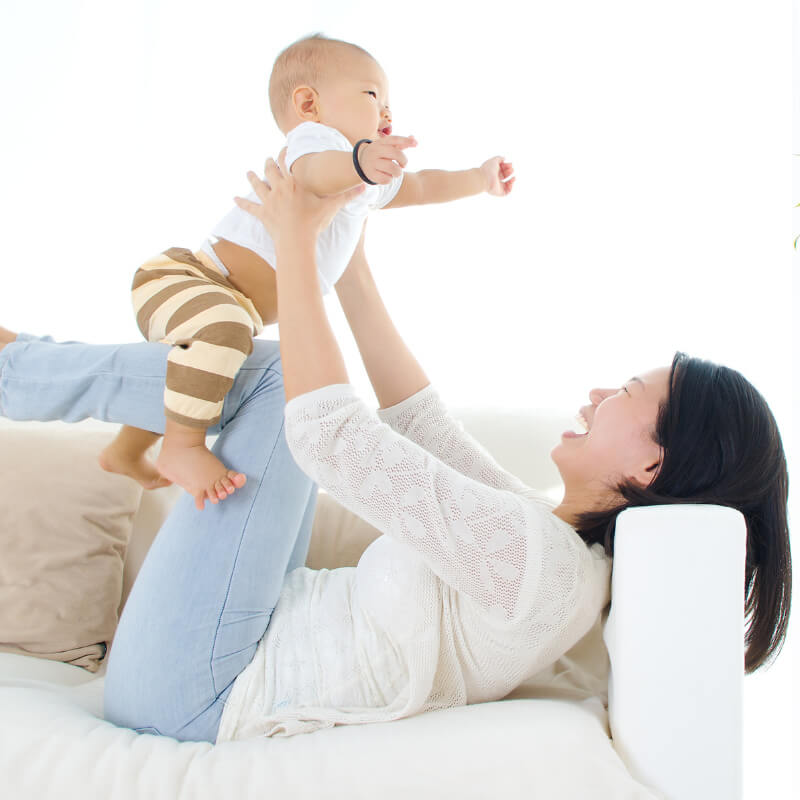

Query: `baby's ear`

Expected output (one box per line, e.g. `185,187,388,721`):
292,86,318,121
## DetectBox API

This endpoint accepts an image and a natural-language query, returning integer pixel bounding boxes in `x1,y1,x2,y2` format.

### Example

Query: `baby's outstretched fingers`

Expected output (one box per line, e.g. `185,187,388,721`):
381,134,418,149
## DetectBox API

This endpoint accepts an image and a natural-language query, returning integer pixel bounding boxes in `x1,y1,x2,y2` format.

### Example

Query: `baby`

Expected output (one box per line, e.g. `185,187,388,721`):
99,33,515,510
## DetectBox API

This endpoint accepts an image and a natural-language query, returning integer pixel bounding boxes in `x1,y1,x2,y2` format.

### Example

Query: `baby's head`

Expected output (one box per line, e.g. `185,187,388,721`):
269,34,392,146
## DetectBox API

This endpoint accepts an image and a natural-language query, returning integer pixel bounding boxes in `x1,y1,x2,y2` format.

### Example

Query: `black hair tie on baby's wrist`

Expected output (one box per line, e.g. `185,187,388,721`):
353,139,377,185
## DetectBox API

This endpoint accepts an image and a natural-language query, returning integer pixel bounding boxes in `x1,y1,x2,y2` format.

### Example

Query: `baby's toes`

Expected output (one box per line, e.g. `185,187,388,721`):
220,475,236,495
206,486,220,505
228,470,247,489
214,479,228,499
194,492,206,511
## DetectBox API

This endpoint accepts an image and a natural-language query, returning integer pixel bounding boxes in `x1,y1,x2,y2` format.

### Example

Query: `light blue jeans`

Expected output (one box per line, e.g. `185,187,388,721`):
0,333,317,744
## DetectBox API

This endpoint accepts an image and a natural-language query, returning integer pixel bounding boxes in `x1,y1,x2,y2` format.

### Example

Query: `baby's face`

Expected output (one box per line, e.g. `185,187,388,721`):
314,51,393,146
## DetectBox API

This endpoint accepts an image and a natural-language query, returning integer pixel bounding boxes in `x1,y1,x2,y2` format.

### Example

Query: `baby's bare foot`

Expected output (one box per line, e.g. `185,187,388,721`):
155,440,246,510
98,442,173,490
0,326,18,352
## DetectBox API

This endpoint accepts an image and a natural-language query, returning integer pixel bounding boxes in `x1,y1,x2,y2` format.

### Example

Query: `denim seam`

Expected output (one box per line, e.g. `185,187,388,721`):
207,367,284,700
219,361,280,431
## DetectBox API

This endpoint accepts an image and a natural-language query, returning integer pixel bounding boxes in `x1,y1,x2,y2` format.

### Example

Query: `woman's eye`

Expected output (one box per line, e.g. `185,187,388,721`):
366,91,377,98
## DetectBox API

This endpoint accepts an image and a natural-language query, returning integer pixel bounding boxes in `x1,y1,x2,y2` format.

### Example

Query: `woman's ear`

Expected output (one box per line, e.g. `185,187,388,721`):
291,86,319,122
630,447,663,488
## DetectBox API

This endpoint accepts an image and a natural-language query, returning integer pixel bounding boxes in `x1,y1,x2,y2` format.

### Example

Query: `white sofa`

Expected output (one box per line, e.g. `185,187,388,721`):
0,409,746,800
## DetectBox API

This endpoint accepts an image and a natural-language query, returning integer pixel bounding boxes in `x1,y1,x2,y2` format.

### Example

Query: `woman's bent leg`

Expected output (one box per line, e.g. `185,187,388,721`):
0,334,317,743
104,344,318,742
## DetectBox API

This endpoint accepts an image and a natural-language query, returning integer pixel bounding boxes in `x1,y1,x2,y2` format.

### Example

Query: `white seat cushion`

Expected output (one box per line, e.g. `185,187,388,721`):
0,677,662,799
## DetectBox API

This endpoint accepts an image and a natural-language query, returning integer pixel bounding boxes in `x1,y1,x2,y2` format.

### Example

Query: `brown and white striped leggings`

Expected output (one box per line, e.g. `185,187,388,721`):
131,247,264,429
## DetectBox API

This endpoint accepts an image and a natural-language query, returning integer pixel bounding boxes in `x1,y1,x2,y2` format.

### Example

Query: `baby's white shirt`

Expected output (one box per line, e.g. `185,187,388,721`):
200,122,404,295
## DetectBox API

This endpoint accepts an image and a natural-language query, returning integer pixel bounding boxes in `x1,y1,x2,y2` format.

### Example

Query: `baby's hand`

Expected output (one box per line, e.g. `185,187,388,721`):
357,135,418,185
480,156,515,197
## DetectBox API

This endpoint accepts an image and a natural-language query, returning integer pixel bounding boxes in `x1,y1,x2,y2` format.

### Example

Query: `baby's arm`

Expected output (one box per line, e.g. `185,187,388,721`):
290,151,362,196
291,136,417,197
383,157,515,209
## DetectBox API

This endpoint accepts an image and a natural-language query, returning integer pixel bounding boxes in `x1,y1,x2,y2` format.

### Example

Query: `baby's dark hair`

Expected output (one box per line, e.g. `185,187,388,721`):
268,33,376,132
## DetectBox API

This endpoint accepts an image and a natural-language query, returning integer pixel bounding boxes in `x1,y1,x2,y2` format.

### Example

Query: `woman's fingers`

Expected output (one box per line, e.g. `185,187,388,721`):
312,184,366,232
237,147,365,235
258,153,292,197
341,184,367,203
233,194,263,215
277,147,289,173
246,170,273,203
322,184,365,219
263,157,284,181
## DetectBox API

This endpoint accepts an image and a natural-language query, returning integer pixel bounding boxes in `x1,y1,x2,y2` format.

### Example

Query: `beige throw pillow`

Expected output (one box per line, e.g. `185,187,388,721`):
0,424,143,672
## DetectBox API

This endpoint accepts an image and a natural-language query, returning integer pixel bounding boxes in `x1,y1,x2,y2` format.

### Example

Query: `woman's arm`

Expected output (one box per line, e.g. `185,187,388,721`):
235,157,362,402
335,223,430,410
233,157,556,621
273,236,350,401
235,155,428,406
336,226,541,500
235,158,535,501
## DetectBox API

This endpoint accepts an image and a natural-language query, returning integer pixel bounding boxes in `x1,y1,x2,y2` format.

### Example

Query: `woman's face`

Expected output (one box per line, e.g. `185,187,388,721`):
550,366,671,512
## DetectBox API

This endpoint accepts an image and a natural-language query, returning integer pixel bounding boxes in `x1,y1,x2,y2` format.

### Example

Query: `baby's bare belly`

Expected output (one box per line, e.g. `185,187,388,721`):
211,239,278,325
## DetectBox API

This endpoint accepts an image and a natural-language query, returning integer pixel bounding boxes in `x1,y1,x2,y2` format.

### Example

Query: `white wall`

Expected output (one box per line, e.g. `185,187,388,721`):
0,1,794,796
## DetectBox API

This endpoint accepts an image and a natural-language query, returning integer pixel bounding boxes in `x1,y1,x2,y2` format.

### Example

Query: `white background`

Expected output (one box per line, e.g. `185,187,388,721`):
1,0,795,795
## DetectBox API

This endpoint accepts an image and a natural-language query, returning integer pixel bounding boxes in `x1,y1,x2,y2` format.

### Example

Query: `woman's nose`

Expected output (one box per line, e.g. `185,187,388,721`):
589,387,616,405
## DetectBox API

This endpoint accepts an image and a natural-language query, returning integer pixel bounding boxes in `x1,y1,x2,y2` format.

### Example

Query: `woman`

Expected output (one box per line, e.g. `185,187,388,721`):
0,155,790,744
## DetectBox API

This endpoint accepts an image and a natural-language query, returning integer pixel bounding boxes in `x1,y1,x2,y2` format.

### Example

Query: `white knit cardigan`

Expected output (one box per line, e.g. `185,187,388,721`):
216,383,611,742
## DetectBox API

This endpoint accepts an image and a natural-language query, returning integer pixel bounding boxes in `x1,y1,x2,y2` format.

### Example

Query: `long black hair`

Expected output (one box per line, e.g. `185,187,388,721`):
573,352,791,674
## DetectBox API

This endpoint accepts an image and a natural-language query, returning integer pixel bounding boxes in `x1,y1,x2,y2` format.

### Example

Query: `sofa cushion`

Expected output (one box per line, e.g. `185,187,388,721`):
0,424,142,672
0,682,662,799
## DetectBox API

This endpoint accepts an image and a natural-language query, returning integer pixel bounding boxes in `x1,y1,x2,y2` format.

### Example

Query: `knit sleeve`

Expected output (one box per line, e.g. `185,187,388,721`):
376,384,538,498
284,384,547,621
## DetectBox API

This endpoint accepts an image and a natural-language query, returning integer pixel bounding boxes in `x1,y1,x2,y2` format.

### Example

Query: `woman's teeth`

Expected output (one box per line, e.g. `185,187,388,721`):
572,412,589,434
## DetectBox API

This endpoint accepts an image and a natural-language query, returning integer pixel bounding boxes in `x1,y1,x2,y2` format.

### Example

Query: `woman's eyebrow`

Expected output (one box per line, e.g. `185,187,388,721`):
628,376,644,388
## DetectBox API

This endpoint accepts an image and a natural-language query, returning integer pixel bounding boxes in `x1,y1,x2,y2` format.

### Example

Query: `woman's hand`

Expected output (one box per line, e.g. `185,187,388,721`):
234,149,366,248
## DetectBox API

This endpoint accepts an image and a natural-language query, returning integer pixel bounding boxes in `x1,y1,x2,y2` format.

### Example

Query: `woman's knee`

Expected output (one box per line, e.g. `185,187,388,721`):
229,340,283,396
103,664,201,740
248,338,282,372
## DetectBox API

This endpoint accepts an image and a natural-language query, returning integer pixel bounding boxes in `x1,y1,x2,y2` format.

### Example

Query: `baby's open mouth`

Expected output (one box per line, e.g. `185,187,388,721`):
379,125,392,136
